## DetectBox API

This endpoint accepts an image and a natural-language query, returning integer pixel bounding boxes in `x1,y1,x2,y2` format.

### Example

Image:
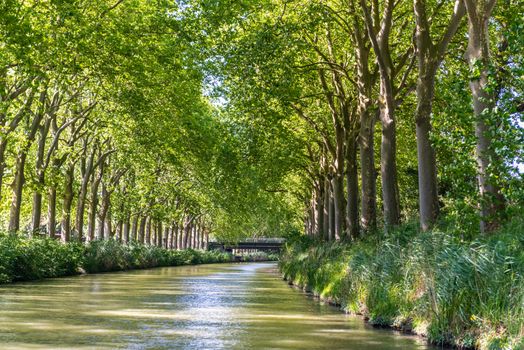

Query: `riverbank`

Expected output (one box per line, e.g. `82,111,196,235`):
0,234,275,284
279,217,524,350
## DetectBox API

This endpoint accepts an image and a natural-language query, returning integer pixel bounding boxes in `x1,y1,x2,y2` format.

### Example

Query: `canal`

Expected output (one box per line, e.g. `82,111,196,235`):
0,262,436,349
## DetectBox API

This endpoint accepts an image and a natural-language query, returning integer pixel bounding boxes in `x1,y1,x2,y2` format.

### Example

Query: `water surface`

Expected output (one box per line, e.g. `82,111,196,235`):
0,262,436,349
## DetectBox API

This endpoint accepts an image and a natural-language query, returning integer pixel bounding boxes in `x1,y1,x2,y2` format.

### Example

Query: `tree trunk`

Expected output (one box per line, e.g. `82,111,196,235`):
323,176,330,240
379,80,401,227
9,89,46,232
185,225,189,249
415,71,440,231
194,223,199,248
88,172,102,241
359,0,401,228
138,216,146,244
309,195,316,237
315,178,325,238
191,223,195,248
115,220,125,242
131,214,139,241
199,224,204,249
0,140,7,203
183,217,192,249
166,226,171,249
174,225,178,249
8,153,28,232
413,0,465,231
47,186,57,238
174,223,178,249
75,151,95,241
97,184,110,240
178,222,184,249
106,206,112,239
176,224,180,249
346,140,360,239
75,186,88,241
328,181,336,240
178,223,183,249
31,188,43,235
61,164,75,242
145,216,151,245
359,109,377,231
464,0,505,233
151,220,156,245
31,120,50,234
200,227,205,249
333,130,347,239
195,225,199,249
157,222,163,247
354,23,377,233
176,223,181,249
156,222,161,247
123,215,130,243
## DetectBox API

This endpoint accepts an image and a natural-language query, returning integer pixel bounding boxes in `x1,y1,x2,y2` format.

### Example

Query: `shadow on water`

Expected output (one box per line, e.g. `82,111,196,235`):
0,262,442,349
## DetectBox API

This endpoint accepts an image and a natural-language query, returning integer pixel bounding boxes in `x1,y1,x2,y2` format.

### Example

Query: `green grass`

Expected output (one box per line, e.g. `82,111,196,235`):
279,216,524,350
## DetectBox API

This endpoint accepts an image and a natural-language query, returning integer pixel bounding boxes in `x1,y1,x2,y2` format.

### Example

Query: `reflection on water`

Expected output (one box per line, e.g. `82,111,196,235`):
0,263,436,349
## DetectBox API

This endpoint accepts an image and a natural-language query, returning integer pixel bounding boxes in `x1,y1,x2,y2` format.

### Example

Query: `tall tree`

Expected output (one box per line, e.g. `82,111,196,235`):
464,0,506,232
413,0,465,230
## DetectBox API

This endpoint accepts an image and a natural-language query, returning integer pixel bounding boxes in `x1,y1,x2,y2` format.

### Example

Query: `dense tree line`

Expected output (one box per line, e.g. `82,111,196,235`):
0,0,267,247
1,0,522,247
188,0,523,239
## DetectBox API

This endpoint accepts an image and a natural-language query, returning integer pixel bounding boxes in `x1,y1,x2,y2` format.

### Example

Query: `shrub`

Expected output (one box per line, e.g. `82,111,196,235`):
0,233,84,282
279,216,524,349
0,234,240,283
0,233,280,286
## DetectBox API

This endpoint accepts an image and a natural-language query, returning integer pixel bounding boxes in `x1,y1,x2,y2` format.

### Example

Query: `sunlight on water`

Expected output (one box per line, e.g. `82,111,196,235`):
0,263,438,349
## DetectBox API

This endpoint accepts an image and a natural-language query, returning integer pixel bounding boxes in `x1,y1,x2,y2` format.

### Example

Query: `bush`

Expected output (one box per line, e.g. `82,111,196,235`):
0,233,278,286
279,216,524,349
81,239,235,273
0,234,240,283
238,251,279,262
0,233,84,282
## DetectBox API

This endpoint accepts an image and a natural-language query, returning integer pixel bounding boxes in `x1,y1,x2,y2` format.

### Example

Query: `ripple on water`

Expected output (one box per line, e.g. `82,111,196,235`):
0,262,438,350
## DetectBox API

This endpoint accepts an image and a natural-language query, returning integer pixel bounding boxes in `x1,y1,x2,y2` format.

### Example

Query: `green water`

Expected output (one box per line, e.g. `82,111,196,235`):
0,262,437,349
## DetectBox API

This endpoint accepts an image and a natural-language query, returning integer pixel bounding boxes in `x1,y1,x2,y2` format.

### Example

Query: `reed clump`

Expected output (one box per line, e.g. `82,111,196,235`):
280,216,524,349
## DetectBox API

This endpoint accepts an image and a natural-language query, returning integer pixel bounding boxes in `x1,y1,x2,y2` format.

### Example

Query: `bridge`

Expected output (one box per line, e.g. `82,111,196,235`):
207,238,285,253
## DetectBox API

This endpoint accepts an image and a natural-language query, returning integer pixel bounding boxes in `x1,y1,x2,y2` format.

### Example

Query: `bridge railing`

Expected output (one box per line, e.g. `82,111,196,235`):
207,239,285,252
240,238,285,243
208,238,285,245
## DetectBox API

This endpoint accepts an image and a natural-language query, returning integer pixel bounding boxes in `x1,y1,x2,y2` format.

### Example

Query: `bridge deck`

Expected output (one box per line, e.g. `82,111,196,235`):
208,241,284,252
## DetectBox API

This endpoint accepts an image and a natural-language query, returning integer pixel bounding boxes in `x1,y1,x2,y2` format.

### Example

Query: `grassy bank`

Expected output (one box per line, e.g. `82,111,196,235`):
279,217,524,350
0,234,272,284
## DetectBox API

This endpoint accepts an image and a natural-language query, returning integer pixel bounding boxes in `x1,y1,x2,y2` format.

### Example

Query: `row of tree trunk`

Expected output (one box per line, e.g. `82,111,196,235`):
110,216,209,250
0,75,210,249
300,0,505,239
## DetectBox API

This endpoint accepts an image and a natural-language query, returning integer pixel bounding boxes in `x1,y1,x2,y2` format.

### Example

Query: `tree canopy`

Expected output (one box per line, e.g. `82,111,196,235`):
0,0,522,244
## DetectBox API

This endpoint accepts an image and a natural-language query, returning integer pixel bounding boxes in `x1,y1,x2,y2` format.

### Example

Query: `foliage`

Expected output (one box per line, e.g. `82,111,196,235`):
0,233,236,283
280,214,524,349
83,240,234,273
0,232,83,283
236,251,279,262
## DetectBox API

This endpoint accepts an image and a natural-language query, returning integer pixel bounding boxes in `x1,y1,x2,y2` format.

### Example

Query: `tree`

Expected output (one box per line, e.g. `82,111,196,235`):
464,0,506,232
413,0,465,230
